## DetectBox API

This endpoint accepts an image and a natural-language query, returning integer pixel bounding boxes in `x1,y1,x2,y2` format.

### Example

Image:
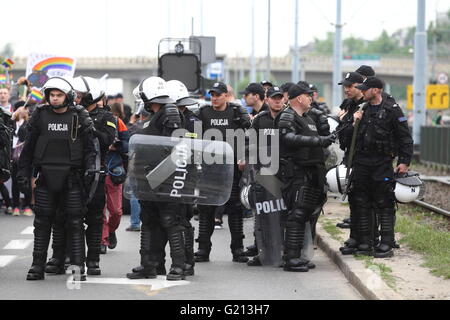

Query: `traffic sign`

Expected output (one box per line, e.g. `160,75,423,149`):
407,84,449,110
437,72,448,84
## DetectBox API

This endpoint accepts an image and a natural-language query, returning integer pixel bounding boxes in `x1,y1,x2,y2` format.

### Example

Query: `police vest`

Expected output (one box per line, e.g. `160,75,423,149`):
356,99,399,158
251,110,277,150
33,106,85,168
277,108,324,166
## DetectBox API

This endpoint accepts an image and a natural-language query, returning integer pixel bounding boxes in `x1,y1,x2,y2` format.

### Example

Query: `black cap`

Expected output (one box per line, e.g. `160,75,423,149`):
281,82,295,93
244,83,265,97
208,82,228,94
266,86,283,98
355,65,375,77
115,93,123,99
288,83,314,100
260,80,273,87
355,76,384,91
338,72,364,86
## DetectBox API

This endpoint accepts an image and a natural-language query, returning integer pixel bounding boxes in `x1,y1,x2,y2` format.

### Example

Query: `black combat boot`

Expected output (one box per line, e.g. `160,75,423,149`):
373,208,395,258
244,243,258,257
228,213,248,263
354,208,374,256
283,221,309,272
184,226,195,276
166,227,186,281
194,208,214,262
45,220,67,274
27,216,52,280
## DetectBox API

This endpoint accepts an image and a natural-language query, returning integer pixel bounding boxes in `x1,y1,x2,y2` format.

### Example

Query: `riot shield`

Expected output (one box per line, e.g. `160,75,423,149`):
247,167,286,266
124,134,234,205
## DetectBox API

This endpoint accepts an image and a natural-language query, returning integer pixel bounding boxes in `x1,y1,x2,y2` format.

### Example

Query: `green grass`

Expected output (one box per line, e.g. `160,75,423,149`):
320,218,345,242
354,255,397,289
394,210,450,279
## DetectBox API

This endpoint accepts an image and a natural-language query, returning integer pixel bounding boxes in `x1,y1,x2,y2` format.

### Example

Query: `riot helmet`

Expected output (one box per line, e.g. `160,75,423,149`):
166,80,197,107
326,165,349,194
42,77,76,109
72,76,105,107
394,171,425,203
136,77,174,109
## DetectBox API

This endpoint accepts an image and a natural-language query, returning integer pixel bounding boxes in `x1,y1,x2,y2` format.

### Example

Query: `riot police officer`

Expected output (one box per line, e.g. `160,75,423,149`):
274,83,335,272
346,77,413,258
45,76,116,276
246,85,285,266
126,77,187,280
129,80,200,278
193,82,251,263
18,77,96,280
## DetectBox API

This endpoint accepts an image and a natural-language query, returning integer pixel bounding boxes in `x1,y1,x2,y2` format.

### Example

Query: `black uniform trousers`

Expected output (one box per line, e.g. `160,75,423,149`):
197,169,245,253
32,172,86,268
349,161,396,247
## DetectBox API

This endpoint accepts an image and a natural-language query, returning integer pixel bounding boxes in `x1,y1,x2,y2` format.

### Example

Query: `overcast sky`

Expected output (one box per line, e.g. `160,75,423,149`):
2,0,449,59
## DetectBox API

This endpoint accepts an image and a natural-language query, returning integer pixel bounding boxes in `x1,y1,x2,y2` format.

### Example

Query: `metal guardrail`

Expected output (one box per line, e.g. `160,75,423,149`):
420,126,450,167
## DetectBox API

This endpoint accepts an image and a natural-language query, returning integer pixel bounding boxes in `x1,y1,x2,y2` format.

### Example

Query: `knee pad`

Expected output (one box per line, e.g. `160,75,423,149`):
290,208,309,224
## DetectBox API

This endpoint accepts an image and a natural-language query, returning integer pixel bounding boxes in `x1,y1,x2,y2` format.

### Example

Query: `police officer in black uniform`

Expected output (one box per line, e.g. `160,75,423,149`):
44,76,116,276
274,83,335,272
246,85,285,266
334,72,366,252
193,82,251,263
18,77,96,280
309,83,331,115
345,77,413,258
126,77,186,280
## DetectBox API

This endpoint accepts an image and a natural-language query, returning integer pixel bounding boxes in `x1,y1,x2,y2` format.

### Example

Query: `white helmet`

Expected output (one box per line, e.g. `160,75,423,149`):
166,80,197,107
136,76,174,104
394,171,425,203
72,76,104,107
42,77,76,108
326,165,349,194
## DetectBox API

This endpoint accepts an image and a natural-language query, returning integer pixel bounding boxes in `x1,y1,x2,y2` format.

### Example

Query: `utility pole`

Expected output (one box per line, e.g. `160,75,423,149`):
292,0,299,83
413,0,427,147
250,0,256,82
332,0,343,109
267,0,271,80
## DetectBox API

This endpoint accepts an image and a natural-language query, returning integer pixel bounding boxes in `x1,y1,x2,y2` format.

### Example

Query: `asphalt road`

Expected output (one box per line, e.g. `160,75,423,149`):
0,211,362,300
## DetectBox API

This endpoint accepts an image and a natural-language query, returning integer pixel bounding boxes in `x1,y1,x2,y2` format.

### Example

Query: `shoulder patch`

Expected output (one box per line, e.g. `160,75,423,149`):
106,121,117,129
398,116,407,123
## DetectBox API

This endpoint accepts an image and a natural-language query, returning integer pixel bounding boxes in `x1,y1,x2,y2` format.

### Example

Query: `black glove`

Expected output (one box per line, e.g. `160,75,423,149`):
318,134,336,148
17,176,30,194
84,167,96,190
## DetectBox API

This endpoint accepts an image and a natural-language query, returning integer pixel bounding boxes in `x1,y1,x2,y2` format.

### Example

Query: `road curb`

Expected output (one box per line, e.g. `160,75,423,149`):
316,223,405,300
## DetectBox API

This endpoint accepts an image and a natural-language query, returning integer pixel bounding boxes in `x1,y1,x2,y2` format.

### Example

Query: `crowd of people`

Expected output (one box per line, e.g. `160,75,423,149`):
0,62,412,282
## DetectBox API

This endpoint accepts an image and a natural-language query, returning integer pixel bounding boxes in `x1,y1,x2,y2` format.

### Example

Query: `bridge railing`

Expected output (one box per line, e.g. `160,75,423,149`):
420,126,450,167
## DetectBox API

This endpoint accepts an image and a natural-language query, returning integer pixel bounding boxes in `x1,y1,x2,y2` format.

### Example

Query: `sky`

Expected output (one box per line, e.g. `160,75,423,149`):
2,0,450,59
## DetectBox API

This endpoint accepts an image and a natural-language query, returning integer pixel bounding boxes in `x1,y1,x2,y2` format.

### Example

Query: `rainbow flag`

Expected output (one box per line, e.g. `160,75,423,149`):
0,74,5,84
2,58,14,68
32,57,74,72
30,88,43,102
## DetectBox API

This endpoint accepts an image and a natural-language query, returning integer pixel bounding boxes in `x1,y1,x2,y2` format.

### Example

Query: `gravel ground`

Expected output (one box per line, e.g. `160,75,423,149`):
422,181,450,212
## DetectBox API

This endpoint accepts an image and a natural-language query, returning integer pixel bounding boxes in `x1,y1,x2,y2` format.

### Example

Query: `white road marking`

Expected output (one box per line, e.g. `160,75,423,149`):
3,239,33,250
70,276,190,290
0,255,17,267
21,226,34,235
